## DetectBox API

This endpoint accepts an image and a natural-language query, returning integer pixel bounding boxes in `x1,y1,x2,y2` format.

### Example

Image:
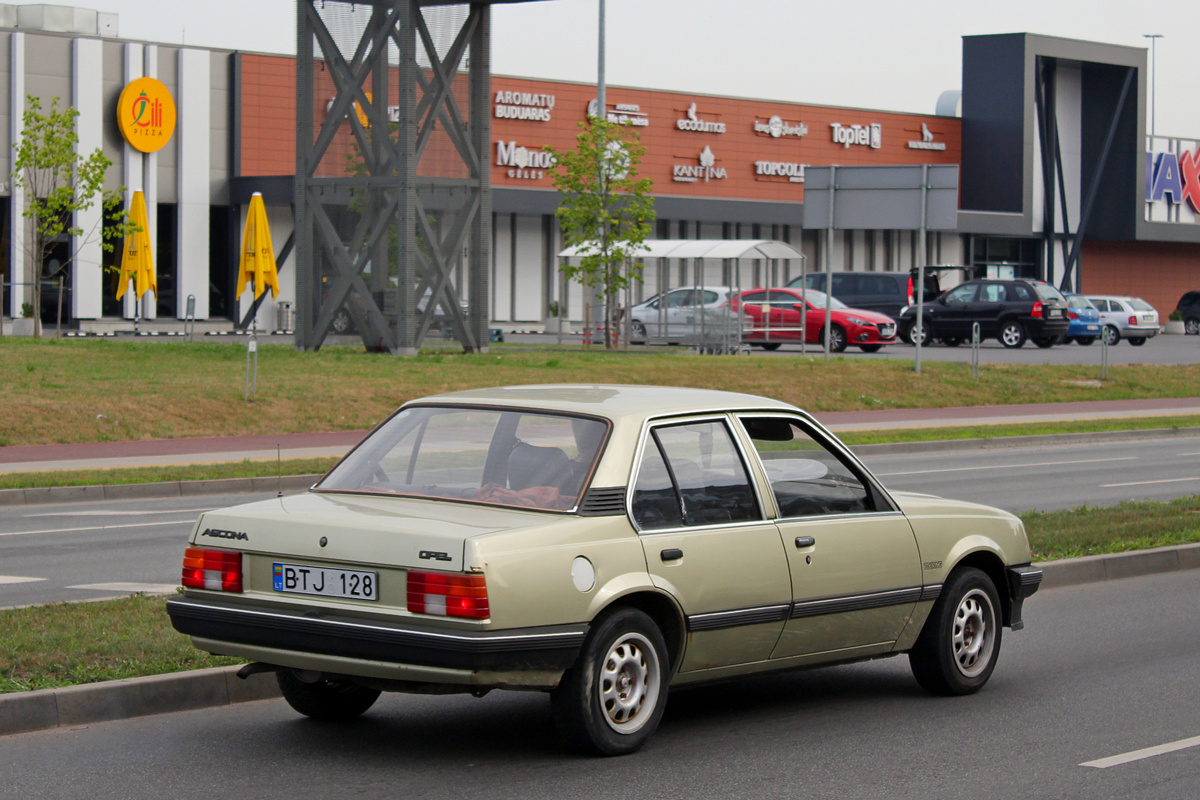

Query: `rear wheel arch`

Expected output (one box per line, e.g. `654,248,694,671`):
595,590,686,674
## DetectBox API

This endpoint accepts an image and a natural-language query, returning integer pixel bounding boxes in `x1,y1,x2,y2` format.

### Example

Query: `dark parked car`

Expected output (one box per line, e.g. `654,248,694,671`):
1176,291,1200,335
898,278,1070,348
787,269,945,320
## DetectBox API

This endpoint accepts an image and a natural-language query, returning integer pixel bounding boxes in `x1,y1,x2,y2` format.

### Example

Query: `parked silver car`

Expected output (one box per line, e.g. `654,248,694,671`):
1086,295,1160,346
627,286,736,343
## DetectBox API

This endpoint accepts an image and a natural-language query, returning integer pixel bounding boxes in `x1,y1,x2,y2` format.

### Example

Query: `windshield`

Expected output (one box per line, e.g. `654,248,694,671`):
316,406,609,511
1032,282,1066,303
794,289,848,310
1066,295,1096,310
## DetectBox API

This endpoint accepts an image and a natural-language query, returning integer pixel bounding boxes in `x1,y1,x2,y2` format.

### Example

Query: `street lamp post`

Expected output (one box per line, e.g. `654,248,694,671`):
1144,34,1163,136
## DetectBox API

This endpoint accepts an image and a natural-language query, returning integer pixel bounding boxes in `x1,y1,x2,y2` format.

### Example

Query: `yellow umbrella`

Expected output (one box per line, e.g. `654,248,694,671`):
115,190,156,300
237,192,280,300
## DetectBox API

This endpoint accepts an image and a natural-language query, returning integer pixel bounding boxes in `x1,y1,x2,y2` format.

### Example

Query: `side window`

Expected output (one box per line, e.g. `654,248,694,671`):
631,420,760,530
666,290,696,308
739,416,876,518
830,274,852,296
1008,283,1033,301
944,284,977,303
981,284,1007,303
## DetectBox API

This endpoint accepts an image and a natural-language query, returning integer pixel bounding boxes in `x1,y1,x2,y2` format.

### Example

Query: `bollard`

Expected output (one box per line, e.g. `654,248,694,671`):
245,331,258,401
1100,333,1109,380
971,322,981,380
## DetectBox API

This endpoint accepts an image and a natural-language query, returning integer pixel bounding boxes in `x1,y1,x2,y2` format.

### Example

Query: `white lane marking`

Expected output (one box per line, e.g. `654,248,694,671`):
876,457,1138,477
0,575,47,585
65,582,178,594
1081,734,1200,768
0,519,195,538
24,507,217,518
1101,477,1200,487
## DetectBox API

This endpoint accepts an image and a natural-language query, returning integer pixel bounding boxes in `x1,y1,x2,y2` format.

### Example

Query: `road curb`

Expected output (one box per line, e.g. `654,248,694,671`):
2,543,1198,738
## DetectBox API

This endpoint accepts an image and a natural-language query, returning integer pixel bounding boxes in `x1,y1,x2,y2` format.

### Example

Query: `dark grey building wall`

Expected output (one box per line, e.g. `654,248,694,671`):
961,34,1026,214
1081,62,1138,241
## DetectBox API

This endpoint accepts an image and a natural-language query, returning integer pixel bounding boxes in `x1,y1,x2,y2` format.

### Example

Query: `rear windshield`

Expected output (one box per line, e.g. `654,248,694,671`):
1031,282,1066,303
1066,295,1095,310
1128,298,1156,312
316,406,609,511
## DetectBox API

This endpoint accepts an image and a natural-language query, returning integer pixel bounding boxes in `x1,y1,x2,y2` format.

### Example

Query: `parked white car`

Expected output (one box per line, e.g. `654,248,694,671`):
1086,295,1161,346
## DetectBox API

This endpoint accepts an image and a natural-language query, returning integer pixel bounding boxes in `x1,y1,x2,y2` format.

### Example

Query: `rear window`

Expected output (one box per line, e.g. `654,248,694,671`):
1066,295,1095,310
1031,282,1066,303
1128,298,1156,312
316,406,609,511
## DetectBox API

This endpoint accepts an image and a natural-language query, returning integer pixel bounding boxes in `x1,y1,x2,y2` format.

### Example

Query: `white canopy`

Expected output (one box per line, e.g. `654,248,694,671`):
557,239,804,261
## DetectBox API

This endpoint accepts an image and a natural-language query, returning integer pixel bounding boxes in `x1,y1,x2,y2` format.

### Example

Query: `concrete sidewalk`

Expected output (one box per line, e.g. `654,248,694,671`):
2,397,1199,474
3,542,1198,738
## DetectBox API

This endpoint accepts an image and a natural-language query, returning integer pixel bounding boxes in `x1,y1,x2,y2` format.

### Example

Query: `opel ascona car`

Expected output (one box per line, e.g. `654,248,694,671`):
167,385,1042,756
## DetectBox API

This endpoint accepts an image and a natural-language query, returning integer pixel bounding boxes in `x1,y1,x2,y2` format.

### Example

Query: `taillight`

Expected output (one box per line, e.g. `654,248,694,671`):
1031,301,1043,318
182,547,243,592
1068,310,1079,320
408,571,489,619
907,276,915,306
1129,315,1137,325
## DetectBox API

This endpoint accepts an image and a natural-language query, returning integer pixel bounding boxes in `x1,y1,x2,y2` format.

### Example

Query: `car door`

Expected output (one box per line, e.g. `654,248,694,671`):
630,417,791,673
733,414,923,661
930,282,978,338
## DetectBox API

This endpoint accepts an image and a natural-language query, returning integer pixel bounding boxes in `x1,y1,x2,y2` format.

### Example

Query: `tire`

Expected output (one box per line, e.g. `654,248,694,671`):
821,324,848,353
1032,336,1058,348
941,337,963,347
999,320,1026,348
858,343,883,353
907,324,933,346
1129,337,1146,346
1102,325,1120,346
898,324,914,345
631,321,647,341
551,608,669,756
756,342,782,351
1185,318,1200,335
331,309,352,334
909,567,1003,696
277,670,381,721
1074,336,1095,346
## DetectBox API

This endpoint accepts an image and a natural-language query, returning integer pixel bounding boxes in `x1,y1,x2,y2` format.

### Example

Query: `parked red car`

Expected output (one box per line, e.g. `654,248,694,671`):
731,287,898,352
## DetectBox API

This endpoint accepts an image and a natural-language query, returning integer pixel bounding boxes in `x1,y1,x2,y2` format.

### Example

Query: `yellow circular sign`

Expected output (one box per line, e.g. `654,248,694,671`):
117,77,176,153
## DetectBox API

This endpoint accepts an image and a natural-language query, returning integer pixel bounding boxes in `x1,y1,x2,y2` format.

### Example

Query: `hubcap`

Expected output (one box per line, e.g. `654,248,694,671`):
951,589,995,678
599,632,660,734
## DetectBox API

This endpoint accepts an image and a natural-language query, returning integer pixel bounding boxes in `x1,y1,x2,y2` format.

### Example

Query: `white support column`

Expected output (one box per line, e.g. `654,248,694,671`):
121,42,143,320
72,37,104,320
8,31,24,319
176,48,210,319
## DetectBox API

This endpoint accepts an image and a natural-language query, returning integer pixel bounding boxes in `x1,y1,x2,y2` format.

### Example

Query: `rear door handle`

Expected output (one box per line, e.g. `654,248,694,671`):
660,548,684,561
794,536,816,549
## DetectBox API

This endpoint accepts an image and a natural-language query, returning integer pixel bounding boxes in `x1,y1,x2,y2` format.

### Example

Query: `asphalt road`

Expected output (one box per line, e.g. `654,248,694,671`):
1,433,1198,609
2,569,1197,800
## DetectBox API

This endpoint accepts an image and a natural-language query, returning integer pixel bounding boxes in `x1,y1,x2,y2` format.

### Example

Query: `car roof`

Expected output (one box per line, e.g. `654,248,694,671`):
411,384,798,423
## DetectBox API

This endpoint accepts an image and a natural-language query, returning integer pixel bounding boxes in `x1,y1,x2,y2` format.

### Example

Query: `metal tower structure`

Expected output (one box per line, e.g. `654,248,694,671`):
295,1,518,353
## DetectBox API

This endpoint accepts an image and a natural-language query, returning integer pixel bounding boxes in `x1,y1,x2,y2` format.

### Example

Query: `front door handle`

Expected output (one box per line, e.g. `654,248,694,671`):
660,548,683,561
794,536,816,549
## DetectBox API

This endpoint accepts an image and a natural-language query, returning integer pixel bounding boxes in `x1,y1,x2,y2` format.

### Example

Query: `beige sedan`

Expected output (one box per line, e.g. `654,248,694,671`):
167,385,1042,756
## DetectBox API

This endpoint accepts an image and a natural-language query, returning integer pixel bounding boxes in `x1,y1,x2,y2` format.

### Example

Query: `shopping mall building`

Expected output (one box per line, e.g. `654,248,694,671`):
0,4,1196,332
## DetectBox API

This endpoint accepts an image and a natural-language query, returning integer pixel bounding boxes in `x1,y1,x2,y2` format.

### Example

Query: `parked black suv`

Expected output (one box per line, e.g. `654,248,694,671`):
1177,290,1200,335
787,269,946,320
898,278,1070,348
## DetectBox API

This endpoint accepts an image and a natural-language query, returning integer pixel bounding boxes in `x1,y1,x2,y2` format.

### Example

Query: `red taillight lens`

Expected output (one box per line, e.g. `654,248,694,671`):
1129,315,1137,325
408,571,489,619
907,276,915,306
1031,301,1043,318
181,547,243,592
1068,310,1079,320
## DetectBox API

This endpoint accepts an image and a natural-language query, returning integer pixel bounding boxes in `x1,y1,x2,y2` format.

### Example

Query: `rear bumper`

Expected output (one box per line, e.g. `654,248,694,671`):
167,595,586,673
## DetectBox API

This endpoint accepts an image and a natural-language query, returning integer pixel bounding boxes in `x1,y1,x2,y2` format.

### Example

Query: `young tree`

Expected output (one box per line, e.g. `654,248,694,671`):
11,96,128,337
549,116,655,348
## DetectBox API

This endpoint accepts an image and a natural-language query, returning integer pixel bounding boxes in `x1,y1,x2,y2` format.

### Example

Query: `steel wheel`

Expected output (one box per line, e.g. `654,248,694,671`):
1102,325,1120,346
552,608,668,755
909,566,1002,695
631,321,648,341
950,588,997,678
999,321,1025,348
1186,318,1200,335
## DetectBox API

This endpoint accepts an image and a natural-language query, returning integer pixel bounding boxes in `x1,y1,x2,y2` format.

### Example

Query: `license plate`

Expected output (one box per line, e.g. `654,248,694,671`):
273,562,378,600
880,323,896,337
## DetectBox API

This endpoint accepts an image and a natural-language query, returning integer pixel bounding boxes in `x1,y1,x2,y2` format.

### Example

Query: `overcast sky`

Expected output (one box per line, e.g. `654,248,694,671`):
77,0,1200,137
